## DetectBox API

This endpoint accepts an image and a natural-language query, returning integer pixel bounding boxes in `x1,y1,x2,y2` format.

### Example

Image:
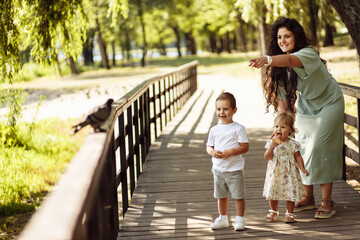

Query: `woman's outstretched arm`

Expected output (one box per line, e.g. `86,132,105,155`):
249,54,303,68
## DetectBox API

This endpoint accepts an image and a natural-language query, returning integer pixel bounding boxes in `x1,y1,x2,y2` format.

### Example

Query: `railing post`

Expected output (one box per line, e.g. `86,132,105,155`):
145,89,151,151
118,113,129,216
140,94,147,165
134,99,141,179
108,134,119,238
127,107,135,195
159,80,163,131
152,84,158,139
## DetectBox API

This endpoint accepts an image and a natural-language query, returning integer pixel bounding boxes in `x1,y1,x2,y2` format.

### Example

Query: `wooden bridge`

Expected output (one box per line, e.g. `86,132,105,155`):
116,88,360,239
19,62,360,239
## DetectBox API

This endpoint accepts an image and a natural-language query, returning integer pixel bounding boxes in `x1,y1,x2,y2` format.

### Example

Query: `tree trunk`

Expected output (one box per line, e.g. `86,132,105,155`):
96,19,110,69
209,35,217,53
349,35,355,49
171,25,182,58
225,32,231,53
125,28,132,60
308,0,318,47
185,32,196,55
111,41,116,66
136,0,147,67
257,6,271,81
249,21,256,51
330,0,360,71
82,29,95,66
56,54,62,76
323,23,334,47
158,39,166,56
233,33,237,51
236,13,248,52
217,36,223,54
68,56,77,75
257,12,271,56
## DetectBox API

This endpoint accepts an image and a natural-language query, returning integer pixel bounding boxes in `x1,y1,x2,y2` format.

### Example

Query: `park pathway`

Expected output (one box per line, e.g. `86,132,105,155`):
117,74,360,239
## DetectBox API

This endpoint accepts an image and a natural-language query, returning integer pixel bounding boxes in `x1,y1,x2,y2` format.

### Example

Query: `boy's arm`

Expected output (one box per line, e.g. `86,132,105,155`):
207,146,222,158
294,151,309,176
206,146,215,157
221,142,249,160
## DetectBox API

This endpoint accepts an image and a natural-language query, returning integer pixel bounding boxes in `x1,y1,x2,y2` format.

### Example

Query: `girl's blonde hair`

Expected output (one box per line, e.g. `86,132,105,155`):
274,112,297,137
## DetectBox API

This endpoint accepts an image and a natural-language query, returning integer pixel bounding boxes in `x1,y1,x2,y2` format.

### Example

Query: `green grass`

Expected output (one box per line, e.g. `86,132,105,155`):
0,118,85,216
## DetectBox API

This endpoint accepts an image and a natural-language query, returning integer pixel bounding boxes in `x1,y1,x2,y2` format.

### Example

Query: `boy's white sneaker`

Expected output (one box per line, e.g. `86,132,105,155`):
234,217,245,231
210,215,229,230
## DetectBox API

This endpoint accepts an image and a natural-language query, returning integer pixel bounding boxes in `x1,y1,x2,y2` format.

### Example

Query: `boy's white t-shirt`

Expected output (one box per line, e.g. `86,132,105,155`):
206,122,249,172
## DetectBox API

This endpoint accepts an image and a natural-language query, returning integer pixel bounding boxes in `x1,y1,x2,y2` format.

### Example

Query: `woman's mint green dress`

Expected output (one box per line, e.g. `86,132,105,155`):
279,46,344,185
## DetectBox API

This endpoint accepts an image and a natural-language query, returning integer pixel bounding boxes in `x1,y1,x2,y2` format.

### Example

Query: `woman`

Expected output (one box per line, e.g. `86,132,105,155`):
249,17,344,219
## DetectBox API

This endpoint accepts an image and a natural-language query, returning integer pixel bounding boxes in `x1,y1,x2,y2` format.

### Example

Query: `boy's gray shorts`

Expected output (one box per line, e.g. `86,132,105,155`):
212,169,245,200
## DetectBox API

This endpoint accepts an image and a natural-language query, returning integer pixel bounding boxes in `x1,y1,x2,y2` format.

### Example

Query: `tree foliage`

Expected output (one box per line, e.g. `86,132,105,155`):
0,0,358,83
0,0,92,83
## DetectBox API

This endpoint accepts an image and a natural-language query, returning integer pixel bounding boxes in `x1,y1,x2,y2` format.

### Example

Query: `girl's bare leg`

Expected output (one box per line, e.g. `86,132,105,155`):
269,200,278,211
286,201,295,213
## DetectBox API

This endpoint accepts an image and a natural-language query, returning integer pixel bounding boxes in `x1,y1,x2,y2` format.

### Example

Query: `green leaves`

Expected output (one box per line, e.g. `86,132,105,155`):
0,0,90,84
0,1,21,84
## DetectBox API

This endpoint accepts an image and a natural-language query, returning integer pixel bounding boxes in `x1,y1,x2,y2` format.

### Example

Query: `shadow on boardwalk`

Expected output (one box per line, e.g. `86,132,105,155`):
118,86,360,239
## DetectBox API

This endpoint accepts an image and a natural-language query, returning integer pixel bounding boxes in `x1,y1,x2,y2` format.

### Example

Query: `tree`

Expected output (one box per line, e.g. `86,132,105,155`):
82,28,96,65
134,0,147,67
0,0,88,84
330,0,360,70
307,0,319,47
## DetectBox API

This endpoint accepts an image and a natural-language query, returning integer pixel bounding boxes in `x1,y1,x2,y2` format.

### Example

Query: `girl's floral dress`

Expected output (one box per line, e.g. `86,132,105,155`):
263,139,305,201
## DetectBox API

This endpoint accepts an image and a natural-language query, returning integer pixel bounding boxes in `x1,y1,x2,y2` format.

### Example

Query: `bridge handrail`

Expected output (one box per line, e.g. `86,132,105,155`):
19,60,199,240
339,82,360,171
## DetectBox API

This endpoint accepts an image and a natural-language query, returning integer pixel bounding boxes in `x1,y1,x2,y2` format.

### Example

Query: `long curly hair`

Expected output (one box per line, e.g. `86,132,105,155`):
264,17,310,114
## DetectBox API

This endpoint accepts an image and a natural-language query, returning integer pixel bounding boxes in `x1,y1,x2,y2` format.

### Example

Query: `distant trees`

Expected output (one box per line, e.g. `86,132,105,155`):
0,0,359,84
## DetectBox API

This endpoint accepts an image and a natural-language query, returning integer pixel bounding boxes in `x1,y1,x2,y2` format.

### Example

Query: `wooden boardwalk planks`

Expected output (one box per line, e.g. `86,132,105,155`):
118,89,360,239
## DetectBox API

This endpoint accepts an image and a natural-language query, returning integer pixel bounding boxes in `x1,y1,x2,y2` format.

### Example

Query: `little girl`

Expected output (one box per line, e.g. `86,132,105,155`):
263,112,309,223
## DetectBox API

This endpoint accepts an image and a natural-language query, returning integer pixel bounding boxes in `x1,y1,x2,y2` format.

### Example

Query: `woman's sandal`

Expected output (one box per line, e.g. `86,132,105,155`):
294,195,316,212
285,212,295,223
266,209,279,223
315,199,336,219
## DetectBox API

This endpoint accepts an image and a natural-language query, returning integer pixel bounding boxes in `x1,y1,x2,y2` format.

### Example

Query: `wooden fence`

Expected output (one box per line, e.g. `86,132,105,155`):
340,82,360,178
19,60,198,240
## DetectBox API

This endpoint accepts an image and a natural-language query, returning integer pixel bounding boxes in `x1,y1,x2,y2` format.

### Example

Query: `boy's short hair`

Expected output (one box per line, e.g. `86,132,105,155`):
216,92,236,109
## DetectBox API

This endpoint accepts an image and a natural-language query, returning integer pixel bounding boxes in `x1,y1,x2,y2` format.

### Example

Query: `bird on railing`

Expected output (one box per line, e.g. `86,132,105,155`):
72,98,114,134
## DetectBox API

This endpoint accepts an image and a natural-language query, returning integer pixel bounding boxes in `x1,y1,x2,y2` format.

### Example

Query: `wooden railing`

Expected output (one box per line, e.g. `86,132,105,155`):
19,60,198,240
340,82,360,179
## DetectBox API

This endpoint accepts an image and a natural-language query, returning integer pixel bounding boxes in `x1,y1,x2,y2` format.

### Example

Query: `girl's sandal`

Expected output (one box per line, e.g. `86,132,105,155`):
285,212,295,223
294,195,316,212
315,199,336,219
266,209,279,223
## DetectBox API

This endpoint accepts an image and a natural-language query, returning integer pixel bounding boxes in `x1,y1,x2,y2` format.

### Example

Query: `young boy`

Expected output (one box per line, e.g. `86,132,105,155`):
206,92,249,231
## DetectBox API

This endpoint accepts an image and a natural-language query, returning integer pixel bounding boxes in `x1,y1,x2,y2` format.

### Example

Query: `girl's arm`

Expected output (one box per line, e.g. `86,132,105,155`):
264,141,278,161
294,151,309,176
220,142,249,160
249,54,303,69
